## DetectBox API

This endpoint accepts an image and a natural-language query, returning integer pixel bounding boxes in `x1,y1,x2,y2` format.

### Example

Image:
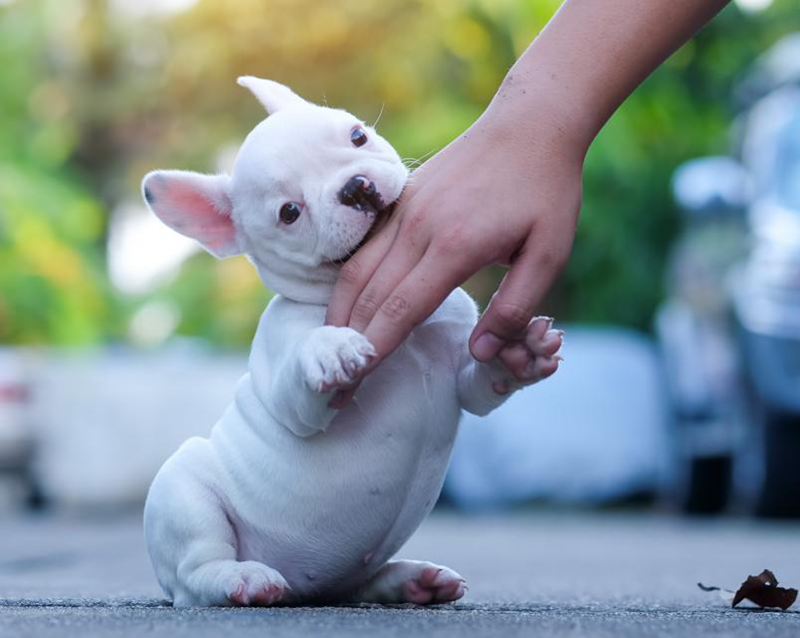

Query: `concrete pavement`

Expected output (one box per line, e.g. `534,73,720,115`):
1,510,799,637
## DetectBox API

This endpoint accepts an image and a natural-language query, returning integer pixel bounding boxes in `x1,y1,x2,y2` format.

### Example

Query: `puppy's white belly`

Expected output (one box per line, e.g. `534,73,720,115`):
207,349,461,597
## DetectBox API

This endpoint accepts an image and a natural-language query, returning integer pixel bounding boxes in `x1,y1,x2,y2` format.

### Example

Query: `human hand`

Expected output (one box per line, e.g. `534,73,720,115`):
324,100,583,407
324,0,729,410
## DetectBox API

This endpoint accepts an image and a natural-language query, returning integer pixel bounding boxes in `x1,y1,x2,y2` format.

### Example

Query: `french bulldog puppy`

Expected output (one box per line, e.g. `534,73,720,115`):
142,77,563,607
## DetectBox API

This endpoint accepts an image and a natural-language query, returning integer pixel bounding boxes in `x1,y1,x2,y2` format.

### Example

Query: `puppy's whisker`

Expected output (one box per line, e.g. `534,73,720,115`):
401,159,427,172
372,103,385,129
401,148,437,170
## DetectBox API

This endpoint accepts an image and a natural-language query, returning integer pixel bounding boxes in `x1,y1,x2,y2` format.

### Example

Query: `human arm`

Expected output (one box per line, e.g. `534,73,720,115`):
325,0,730,395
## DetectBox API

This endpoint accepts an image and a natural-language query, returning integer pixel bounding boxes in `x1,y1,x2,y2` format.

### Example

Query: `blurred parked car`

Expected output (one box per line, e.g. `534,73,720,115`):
0,343,245,512
444,326,669,511
658,34,800,517
0,348,33,509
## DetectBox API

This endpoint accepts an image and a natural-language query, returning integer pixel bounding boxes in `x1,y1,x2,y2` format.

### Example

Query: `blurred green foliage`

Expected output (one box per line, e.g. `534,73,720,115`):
0,1,122,343
0,0,797,346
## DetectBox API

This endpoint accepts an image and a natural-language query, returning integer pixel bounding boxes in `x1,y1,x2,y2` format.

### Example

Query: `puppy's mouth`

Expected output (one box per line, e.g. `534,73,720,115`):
331,200,396,265
338,175,386,216
331,175,400,265
359,198,395,241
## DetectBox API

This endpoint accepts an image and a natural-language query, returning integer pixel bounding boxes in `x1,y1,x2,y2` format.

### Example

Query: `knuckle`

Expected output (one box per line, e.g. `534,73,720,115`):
400,209,429,246
537,248,568,273
350,293,381,326
338,259,363,287
379,293,412,324
491,302,531,334
433,226,468,258
404,209,426,234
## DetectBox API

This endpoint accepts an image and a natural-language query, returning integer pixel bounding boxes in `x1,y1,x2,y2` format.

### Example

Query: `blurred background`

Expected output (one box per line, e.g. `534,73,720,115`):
1,0,799,524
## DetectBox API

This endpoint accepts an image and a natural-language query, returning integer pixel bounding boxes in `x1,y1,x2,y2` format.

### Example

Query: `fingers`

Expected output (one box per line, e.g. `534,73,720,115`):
346,235,426,334
328,250,462,410
362,250,467,370
469,241,556,362
324,217,401,327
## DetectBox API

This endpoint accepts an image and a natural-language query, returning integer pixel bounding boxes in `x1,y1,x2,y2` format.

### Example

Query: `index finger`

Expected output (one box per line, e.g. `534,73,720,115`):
469,238,563,361
362,249,468,368
324,218,400,327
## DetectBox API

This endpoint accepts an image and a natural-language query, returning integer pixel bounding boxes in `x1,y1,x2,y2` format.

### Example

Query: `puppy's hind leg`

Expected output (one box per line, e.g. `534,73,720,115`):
144,443,289,607
353,560,467,605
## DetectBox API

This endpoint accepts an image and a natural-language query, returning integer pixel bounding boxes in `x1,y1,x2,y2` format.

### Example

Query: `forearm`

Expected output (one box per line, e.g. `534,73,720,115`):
457,358,514,417
249,315,336,438
271,364,335,437
482,0,730,154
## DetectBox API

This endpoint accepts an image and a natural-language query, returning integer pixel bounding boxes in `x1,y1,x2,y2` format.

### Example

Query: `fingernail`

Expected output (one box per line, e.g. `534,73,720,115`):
471,332,505,361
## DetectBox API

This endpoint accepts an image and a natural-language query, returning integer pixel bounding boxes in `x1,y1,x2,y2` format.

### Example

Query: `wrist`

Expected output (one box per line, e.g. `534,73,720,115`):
478,85,592,169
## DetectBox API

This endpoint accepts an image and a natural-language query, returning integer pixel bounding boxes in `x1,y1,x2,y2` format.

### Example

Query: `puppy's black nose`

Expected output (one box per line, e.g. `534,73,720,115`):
339,175,377,208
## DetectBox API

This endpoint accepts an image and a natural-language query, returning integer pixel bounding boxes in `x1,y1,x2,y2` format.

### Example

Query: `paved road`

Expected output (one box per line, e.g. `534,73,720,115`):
1,510,799,637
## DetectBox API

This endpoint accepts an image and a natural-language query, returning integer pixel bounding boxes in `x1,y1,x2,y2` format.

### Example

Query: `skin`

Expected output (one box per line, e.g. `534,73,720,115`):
325,0,731,405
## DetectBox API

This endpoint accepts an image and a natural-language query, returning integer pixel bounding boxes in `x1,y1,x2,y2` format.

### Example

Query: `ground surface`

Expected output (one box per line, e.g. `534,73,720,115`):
1,510,799,637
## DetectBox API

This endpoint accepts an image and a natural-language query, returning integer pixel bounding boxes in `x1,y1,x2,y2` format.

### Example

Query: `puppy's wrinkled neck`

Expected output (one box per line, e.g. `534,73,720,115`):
251,255,338,306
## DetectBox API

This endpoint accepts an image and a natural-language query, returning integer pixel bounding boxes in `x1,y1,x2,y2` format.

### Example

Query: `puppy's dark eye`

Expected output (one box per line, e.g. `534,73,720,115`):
279,202,302,224
350,126,368,148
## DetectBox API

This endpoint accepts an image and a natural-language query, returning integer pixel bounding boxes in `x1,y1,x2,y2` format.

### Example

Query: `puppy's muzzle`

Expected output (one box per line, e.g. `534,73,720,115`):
338,175,385,215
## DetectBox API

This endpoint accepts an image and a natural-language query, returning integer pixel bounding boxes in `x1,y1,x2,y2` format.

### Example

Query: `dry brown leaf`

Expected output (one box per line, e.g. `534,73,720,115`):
699,569,797,611
732,569,797,611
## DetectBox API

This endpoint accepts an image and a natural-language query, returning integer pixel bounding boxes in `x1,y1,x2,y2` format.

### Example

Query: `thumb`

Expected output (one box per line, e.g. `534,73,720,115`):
469,251,550,362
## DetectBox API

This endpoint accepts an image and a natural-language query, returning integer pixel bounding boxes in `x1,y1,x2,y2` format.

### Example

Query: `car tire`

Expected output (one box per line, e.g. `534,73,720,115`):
756,410,800,518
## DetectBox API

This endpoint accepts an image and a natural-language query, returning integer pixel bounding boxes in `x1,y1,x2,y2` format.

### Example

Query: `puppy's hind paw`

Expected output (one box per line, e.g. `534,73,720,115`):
355,559,466,605
404,565,467,605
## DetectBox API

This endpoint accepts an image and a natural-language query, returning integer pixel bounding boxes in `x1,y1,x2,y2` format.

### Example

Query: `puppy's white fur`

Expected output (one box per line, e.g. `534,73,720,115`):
142,78,559,607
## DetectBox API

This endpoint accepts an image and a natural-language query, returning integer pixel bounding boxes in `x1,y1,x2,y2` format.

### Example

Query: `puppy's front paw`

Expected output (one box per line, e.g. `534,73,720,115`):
492,316,563,394
300,326,377,393
224,561,289,607
176,559,290,607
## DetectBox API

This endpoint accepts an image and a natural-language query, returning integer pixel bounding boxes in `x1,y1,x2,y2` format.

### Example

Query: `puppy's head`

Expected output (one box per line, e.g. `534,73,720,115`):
142,77,408,300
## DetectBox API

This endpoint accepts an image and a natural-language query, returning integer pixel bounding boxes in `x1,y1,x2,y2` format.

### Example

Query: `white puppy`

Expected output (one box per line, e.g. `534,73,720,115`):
142,77,563,607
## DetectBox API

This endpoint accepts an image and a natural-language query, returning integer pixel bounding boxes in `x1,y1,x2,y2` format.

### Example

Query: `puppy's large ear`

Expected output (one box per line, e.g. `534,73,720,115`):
142,170,240,258
237,76,307,115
